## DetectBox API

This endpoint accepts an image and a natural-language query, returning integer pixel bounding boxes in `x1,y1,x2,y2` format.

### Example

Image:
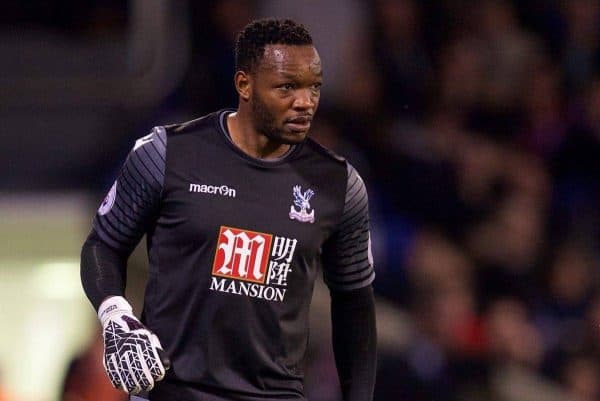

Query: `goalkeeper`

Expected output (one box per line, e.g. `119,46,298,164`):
81,18,376,401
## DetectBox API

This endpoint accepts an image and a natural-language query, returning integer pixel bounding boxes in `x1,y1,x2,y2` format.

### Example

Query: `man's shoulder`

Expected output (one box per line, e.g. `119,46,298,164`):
162,110,222,137
303,137,346,165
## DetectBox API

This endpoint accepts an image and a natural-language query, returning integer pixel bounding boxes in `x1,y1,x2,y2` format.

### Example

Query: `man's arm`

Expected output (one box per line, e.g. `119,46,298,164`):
80,127,168,394
322,163,377,401
331,285,377,401
81,126,167,308
81,229,128,310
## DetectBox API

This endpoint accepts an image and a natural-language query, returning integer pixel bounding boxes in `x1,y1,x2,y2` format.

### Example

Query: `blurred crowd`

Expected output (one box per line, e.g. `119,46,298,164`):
4,0,600,400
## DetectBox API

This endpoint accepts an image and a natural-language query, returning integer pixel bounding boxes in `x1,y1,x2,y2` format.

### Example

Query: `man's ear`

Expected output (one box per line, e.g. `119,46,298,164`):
235,71,251,102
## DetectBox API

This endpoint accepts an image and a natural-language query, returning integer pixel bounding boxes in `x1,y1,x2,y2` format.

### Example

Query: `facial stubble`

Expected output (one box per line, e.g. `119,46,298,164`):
251,90,306,145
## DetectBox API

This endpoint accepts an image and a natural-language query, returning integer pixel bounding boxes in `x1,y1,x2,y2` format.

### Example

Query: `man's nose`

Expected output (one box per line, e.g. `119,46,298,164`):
293,89,316,109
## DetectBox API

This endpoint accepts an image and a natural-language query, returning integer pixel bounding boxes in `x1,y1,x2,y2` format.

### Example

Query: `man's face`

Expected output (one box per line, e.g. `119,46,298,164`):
249,44,322,144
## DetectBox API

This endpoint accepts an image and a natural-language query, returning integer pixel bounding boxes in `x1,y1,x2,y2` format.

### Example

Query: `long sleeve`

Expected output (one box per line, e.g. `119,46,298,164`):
80,127,166,310
323,162,377,400
80,229,129,310
331,285,377,401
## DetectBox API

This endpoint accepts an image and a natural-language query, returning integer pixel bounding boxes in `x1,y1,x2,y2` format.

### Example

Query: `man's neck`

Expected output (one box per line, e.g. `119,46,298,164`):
226,112,291,160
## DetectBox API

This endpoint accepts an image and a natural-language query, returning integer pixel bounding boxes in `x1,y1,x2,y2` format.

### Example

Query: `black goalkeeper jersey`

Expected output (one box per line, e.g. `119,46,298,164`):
93,110,375,401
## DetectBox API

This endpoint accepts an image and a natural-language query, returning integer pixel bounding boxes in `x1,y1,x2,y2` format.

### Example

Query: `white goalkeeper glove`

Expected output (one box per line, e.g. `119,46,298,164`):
98,296,170,394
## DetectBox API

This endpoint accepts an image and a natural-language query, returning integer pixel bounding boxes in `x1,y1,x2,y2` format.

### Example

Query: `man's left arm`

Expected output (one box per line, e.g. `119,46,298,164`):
322,163,377,401
331,285,376,401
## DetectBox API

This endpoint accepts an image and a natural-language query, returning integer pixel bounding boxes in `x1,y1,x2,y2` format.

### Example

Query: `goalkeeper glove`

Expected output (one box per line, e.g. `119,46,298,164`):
98,296,170,394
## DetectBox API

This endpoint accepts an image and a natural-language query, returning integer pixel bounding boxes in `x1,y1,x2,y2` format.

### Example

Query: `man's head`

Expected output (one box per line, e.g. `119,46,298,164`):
234,19,322,144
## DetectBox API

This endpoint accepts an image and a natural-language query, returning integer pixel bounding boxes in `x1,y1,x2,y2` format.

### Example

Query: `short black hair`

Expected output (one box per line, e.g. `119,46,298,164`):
235,18,313,73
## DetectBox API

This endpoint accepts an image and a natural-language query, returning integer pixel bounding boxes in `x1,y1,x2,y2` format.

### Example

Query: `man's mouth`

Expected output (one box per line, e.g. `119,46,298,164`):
285,116,312,131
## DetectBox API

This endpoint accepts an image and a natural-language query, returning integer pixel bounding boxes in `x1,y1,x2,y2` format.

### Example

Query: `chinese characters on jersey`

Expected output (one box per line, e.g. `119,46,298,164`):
210,226,298,301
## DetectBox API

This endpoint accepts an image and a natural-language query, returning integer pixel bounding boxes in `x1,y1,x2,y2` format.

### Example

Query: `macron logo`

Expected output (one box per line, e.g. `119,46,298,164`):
189,183,236,198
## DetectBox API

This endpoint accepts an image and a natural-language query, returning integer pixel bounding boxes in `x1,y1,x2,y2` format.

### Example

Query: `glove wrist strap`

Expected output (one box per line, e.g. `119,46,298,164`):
98,295,134,326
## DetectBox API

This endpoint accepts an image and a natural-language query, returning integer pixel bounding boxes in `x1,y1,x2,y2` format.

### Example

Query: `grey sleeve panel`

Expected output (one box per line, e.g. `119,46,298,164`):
93,127,167,253
322,162,375,291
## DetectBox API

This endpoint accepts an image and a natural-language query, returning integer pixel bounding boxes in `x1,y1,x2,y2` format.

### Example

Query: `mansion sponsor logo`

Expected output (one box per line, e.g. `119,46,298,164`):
210,226,298,302
210,277,286,302
189,183,236,198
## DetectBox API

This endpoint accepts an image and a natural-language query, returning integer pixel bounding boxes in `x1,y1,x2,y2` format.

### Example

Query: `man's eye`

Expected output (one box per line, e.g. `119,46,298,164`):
311,83,322,91
279,84,294,91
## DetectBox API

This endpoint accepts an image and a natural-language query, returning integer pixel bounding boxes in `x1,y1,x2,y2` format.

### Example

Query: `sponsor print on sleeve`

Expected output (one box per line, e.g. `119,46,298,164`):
98,181,117,216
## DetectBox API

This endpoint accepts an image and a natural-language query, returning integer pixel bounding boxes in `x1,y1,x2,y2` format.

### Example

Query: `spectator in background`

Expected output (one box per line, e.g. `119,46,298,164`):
486,298,544,369
550,77,600,242
180,0,258,115
536,241,598,380
560,0,600,96
437,37,486,121
475,0,542,109
467,0,543,142
561,353,600,401
466,190,547,305
370,0,433,119
375,230,486,401
585,295,600,354
484,298,560,401
520,62,568,159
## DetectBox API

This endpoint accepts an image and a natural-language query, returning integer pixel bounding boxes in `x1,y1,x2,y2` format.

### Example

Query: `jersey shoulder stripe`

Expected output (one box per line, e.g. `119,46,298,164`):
321,162,375,291
93,126,167,253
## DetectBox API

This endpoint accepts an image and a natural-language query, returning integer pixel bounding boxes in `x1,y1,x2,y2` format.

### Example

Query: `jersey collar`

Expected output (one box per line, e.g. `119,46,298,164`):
216,109,303,167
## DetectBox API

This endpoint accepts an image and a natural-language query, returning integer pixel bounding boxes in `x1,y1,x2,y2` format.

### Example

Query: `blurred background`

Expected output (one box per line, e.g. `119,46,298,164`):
2,0,600,400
